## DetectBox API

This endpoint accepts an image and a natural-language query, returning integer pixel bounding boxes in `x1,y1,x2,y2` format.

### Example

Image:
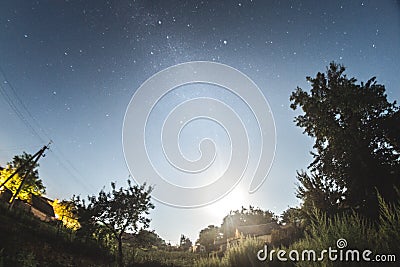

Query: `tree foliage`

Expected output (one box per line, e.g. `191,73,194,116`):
269,207,305,247
85,180,154,267
296,171,345,217
196,225,220,253
125,229,166,249
179,234,192,251
220,206,277,239
0,152,45,200
53,199,80,230
72,195,100,243
281,207,302,225
290,62,400,219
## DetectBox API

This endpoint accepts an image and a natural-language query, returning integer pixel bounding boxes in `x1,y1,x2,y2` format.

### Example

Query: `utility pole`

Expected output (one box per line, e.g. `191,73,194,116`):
7,143,51,210
0,149,43,190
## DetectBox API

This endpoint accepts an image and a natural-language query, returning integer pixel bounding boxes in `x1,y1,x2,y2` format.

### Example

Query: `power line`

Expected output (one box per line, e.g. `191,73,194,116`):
49,148,93,193
0,81,44,142
0,65,93,195
0,144,43,152
0,65,53,142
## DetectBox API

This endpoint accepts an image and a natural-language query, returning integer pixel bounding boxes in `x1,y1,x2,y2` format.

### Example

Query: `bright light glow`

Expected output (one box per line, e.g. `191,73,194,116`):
204,185,248,218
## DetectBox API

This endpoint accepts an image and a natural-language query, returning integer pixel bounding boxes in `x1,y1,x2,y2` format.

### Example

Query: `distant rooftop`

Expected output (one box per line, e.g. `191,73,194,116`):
236,222,279,237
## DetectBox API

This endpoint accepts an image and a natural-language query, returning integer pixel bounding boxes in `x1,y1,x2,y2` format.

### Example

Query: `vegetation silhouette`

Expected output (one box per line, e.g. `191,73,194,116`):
290,62,400,219
75,180,154,267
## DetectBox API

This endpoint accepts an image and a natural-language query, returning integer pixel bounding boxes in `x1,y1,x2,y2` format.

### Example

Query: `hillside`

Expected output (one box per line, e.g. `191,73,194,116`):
0,202,113,267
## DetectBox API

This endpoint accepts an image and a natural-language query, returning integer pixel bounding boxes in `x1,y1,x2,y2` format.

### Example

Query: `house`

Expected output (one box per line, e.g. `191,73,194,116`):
13,194,56,222
29,194,55,221
0,189,56,222
211,237,227,257
0,166,55,221
0,187,12,203
192,243,206,253
213,222,280,254
234,222,279,242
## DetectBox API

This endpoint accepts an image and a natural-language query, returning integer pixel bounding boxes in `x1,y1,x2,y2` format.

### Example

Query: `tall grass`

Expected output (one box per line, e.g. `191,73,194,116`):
195,255,226,267
0,248,4,267
194,237,291,267
378,193,400,253
289,210,376,267
223,238,265,267
289,194,399,266
124,247,201,267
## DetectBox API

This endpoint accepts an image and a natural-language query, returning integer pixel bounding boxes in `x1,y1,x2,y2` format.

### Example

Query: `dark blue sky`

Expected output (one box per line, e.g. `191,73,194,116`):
1,0,399,243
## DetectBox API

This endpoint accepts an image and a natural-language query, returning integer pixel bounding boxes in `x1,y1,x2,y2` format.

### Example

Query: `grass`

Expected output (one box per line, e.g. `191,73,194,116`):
0,202,113,266
124,247,202,267
288,195,399,266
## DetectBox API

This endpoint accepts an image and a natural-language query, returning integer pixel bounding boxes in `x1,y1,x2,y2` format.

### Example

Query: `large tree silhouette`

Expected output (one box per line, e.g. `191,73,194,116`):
290,62,400,219
87,180,154,267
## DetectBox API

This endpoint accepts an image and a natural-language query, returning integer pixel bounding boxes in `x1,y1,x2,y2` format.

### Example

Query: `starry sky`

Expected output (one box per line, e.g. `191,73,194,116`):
0,0,399,244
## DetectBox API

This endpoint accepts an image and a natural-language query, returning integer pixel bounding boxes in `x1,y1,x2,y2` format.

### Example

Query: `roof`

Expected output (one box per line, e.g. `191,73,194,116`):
236,222,279,237
30,194,55,217
214,237,226,246
40,195,54,203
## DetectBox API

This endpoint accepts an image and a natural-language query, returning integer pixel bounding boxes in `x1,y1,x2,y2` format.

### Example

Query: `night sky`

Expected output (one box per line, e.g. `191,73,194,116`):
1,0,399,244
